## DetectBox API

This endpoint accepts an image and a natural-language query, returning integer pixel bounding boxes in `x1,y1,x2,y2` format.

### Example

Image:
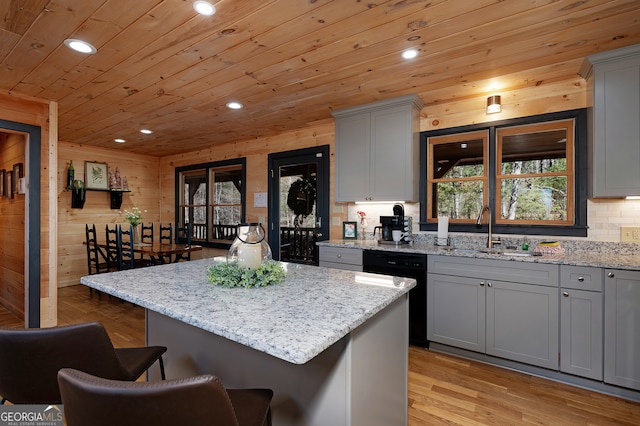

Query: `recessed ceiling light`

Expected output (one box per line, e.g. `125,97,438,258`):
64,39,97,54
194,1,216,16
140,129,153,134
226,101,243,110
114,138,126,143
401,49,418,60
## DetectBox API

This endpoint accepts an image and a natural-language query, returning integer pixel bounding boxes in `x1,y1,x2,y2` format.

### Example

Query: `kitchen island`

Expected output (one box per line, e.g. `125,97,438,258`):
81,258,415,426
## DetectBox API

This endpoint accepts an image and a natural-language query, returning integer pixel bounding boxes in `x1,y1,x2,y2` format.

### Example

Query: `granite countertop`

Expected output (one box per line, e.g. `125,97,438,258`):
317,239,640,271
80,258,415,365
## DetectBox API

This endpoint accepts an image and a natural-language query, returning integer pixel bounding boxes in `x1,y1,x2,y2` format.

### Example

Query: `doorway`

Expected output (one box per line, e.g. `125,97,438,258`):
0,120,41,327
268,146,329,265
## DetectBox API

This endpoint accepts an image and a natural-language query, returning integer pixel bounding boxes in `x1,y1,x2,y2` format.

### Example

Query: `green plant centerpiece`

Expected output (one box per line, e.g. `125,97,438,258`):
207,260,286,288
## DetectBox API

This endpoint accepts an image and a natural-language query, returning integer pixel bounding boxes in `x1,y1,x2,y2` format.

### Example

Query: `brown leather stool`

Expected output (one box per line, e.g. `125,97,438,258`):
58,368,273,426
0,322,166,404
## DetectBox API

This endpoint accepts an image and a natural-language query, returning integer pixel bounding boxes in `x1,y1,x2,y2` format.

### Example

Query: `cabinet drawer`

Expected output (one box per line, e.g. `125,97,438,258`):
428,255,559,287
560,265,603,291
318,246,363,266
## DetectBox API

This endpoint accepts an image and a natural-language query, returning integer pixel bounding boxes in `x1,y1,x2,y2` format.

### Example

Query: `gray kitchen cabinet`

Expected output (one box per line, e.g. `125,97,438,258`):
486,279,559,370
332,94,423,202
580,44,640,197
318,245,362,271
427,273,486,352
604,268,640,391
560,266,603,380
427,255,560,369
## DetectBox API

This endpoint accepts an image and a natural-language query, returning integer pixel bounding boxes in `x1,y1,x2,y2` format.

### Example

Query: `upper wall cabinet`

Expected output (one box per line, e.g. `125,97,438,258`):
332,94,423,202
580,44,640,197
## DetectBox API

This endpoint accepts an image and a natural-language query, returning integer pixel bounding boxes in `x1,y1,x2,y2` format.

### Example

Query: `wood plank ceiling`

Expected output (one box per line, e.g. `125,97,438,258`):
1,0,639,157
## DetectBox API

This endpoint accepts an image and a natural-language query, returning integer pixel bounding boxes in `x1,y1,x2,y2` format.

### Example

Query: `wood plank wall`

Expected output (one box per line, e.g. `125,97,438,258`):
57,142,161,287
0,133,26,317
0,91,52,326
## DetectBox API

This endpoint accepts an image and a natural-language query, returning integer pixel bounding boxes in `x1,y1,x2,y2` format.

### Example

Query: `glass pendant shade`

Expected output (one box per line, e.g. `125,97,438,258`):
227,223,272,269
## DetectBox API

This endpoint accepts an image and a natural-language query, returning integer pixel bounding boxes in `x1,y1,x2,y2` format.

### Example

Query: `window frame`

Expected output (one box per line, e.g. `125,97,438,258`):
175,158,246,248
419,109,588,237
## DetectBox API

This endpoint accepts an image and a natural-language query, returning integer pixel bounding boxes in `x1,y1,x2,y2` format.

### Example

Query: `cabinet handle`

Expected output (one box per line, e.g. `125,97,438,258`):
480,281,485,286
563,291,569,297
487,282,492,288
337,254,342,258
577,276,584,282
607,272,614,278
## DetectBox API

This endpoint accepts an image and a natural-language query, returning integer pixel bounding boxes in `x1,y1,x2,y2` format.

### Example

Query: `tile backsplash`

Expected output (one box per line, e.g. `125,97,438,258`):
346,198,640,243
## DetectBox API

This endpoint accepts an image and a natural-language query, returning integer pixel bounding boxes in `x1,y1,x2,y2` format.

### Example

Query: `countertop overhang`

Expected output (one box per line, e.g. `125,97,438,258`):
80,258,415,364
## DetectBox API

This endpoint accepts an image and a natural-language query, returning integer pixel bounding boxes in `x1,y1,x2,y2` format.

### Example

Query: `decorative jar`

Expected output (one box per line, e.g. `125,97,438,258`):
227,223,273,269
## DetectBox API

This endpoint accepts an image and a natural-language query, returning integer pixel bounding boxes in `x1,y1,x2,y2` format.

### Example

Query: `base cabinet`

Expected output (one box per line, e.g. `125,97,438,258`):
486,280,558,370
427,273,485,352
560,265,603,380
427,255,559,370
318,246,363,271
604,268,640,390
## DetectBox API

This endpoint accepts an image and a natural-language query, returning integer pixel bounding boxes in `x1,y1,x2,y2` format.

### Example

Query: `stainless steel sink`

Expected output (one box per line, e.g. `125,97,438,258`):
500,251,532,257
452,248,532,257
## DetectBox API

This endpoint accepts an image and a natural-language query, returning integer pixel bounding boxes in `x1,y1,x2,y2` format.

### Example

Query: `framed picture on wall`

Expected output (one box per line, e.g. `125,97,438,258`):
5,170,12,199
0,169,4,197
13,162,23,180
342,221,357,240
85,161,109,190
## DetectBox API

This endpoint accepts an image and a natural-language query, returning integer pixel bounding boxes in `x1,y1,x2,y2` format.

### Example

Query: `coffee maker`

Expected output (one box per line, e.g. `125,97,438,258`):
376,204,407,244
379,215,400,242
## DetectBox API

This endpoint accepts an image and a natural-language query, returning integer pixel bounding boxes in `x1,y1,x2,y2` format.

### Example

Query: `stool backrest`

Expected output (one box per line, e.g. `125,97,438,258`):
58,369,241,426
0,323,129,404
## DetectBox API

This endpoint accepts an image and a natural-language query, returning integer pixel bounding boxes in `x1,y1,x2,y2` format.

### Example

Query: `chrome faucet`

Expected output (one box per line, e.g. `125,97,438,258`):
476,205,501,249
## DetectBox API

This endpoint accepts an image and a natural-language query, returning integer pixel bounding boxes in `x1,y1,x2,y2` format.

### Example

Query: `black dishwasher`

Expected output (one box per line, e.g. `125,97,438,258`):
362,250,427,347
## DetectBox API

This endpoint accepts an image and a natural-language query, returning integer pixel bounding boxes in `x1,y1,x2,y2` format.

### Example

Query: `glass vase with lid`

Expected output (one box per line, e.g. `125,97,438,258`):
227,223,273,269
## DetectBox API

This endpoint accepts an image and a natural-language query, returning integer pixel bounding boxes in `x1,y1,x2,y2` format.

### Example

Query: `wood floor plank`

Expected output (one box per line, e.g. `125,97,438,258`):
1,285,639,425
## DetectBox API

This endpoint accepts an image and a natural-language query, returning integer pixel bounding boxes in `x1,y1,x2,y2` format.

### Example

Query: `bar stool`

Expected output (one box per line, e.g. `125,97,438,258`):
0,322,166,405
58,368,273,426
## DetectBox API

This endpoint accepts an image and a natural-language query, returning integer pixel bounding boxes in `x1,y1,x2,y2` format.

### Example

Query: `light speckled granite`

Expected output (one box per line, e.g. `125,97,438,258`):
317,237,640,271
80,258,415,365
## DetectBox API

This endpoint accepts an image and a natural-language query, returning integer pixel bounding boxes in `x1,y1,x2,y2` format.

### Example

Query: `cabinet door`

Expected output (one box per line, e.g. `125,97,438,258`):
370,104,418,201
560,288,603,380
592,53,640,196
486,280,559,369
604,269,640,390
334,112,370,201
427,273,485,352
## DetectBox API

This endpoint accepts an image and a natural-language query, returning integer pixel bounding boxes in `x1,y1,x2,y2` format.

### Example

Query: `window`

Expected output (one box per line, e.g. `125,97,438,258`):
420,109,587,236
175,159,246,247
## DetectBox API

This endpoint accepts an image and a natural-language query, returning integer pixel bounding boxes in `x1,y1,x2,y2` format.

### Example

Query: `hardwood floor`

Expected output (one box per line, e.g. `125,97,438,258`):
1,284,639,425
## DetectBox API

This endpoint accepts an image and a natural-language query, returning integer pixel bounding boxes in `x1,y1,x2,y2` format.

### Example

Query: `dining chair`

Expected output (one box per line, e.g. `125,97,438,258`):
105,224,120,270
141,222,154,244
85,224,114,296
174,223,192,262
118,224,137,270
160,222,173,244
0,322,166,405
158,223,174,262
138,222,155,264
58,368,273,426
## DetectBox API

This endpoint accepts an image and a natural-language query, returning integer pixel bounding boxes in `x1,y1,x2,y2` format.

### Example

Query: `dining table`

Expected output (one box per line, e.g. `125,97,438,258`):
134,242,202,264
84,240,203,269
